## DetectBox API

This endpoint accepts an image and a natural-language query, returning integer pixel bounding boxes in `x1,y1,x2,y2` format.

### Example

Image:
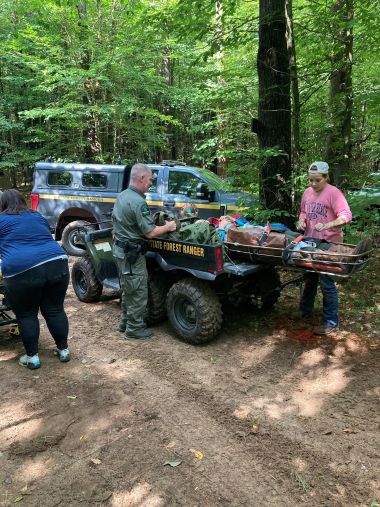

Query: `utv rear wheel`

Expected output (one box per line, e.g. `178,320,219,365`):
146,273,169,325
71,256,103,303
167,278,222,345
62,220,95,257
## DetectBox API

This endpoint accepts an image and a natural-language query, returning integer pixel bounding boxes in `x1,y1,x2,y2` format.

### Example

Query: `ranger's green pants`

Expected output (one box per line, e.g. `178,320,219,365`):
114,252,148,334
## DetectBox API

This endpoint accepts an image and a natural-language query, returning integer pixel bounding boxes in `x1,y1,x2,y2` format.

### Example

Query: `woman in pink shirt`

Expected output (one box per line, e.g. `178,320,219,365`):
296,161,352,335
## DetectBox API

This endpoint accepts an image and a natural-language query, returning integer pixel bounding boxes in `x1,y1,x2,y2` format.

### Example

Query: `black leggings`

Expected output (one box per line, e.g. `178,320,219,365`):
4,258,69,356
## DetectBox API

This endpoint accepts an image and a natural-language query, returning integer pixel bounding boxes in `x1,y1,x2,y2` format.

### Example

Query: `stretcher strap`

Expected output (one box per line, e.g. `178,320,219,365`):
282,234,304,263
259,222,271,246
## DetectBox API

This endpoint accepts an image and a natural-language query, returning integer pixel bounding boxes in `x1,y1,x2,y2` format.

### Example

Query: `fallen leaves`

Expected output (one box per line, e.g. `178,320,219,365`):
190,448,204,460
251,423,259,434
164,460,181,467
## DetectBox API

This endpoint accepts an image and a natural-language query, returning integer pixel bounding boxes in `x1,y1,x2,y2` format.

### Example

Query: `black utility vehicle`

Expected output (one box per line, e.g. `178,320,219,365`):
71,224,372,344
71,228,282,345
31,161,252,256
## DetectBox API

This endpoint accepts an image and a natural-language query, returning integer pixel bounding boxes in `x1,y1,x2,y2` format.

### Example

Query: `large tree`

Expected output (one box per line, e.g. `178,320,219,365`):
326,0,354,186
256,0,292,220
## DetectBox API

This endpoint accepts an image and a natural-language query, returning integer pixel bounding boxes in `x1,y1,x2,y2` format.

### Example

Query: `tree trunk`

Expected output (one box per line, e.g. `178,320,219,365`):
159,44,175,163
215,0,227,177
257,0,292,220
326,0,353,187
285,0,302,209
285,0,300,171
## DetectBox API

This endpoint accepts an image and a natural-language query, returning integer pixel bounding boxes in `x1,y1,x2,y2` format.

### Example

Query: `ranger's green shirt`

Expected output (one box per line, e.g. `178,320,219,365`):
112,186,155,243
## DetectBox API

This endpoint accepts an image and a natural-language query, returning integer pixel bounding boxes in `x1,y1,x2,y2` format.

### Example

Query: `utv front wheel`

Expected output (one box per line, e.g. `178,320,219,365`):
71,256,103,302
166,278,222,345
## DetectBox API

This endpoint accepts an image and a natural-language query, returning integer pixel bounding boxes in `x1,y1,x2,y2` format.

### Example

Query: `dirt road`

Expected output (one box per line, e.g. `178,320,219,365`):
1,254,379,506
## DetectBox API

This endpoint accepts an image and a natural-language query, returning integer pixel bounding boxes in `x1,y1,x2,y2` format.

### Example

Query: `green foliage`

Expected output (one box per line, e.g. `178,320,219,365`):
0,0,378,193
346,197,380,239
294,473,311,492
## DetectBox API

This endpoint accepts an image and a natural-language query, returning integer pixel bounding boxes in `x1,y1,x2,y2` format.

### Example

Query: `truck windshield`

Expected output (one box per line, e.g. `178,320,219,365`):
197,168,230,191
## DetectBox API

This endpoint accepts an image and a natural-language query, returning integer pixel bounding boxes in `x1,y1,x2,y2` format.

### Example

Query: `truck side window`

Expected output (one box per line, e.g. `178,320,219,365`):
82,173,107,188
168,172,202,197
47,172,72,186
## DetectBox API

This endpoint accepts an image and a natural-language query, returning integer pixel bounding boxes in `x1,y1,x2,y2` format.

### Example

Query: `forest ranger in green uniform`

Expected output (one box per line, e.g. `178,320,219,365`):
112,163,177,339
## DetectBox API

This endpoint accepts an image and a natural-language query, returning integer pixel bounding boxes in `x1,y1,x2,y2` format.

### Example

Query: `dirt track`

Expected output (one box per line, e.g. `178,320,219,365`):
1,254,379,507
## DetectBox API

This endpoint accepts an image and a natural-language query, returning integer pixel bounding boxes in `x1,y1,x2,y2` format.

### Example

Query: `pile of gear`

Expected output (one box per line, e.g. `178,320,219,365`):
152,207,372,276
152,208,222,246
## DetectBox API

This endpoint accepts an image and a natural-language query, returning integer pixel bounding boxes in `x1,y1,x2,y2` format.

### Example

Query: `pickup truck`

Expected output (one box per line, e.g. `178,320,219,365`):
31,160,252,256
71,228,283,344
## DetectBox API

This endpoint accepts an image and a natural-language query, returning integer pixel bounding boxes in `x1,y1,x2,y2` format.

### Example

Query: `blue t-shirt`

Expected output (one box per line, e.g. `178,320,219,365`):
0,211,66,277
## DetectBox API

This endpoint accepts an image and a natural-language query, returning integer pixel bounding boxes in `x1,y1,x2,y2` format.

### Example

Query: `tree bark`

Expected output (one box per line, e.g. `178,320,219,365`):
285,0,302,209
326,0,353,187
158,44,175,163
215,0,227,177
285,0,300,170
257,0,292,220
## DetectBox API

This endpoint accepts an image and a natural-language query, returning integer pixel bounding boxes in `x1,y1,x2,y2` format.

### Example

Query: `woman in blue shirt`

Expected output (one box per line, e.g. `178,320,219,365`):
0,189,70,369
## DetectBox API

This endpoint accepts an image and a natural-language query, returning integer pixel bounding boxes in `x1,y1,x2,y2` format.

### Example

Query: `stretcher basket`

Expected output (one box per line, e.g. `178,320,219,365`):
224,240,373,278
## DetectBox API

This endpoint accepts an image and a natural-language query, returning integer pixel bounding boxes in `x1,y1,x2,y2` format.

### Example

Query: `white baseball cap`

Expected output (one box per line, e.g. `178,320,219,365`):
308,161,329,174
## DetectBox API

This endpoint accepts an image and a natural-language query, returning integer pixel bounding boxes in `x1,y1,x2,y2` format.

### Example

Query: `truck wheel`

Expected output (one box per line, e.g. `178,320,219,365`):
62,220,94,257
71,256,103,303
251,268,281,310
167,278,222,345
146,273,169,325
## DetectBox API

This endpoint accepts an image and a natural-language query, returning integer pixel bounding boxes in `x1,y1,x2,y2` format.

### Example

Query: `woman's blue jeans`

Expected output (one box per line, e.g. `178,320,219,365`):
299,272,339,327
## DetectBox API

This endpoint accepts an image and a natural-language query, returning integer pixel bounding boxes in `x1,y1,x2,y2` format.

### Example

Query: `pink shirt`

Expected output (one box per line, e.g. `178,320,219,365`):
299,183,352,242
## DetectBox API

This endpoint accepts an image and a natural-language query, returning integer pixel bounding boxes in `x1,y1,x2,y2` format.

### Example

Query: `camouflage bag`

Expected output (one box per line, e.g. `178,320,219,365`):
178,220,222,245
152,211,222,245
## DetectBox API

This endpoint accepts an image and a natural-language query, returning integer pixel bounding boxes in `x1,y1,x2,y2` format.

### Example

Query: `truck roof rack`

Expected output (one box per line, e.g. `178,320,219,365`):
160,160,186,167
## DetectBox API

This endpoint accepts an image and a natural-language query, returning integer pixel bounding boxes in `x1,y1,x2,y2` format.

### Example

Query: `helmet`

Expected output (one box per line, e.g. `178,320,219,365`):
179,204,198,218
152,211,180,231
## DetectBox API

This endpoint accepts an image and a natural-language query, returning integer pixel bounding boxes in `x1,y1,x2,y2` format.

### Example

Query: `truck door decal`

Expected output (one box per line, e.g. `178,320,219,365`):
39,194,116,203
